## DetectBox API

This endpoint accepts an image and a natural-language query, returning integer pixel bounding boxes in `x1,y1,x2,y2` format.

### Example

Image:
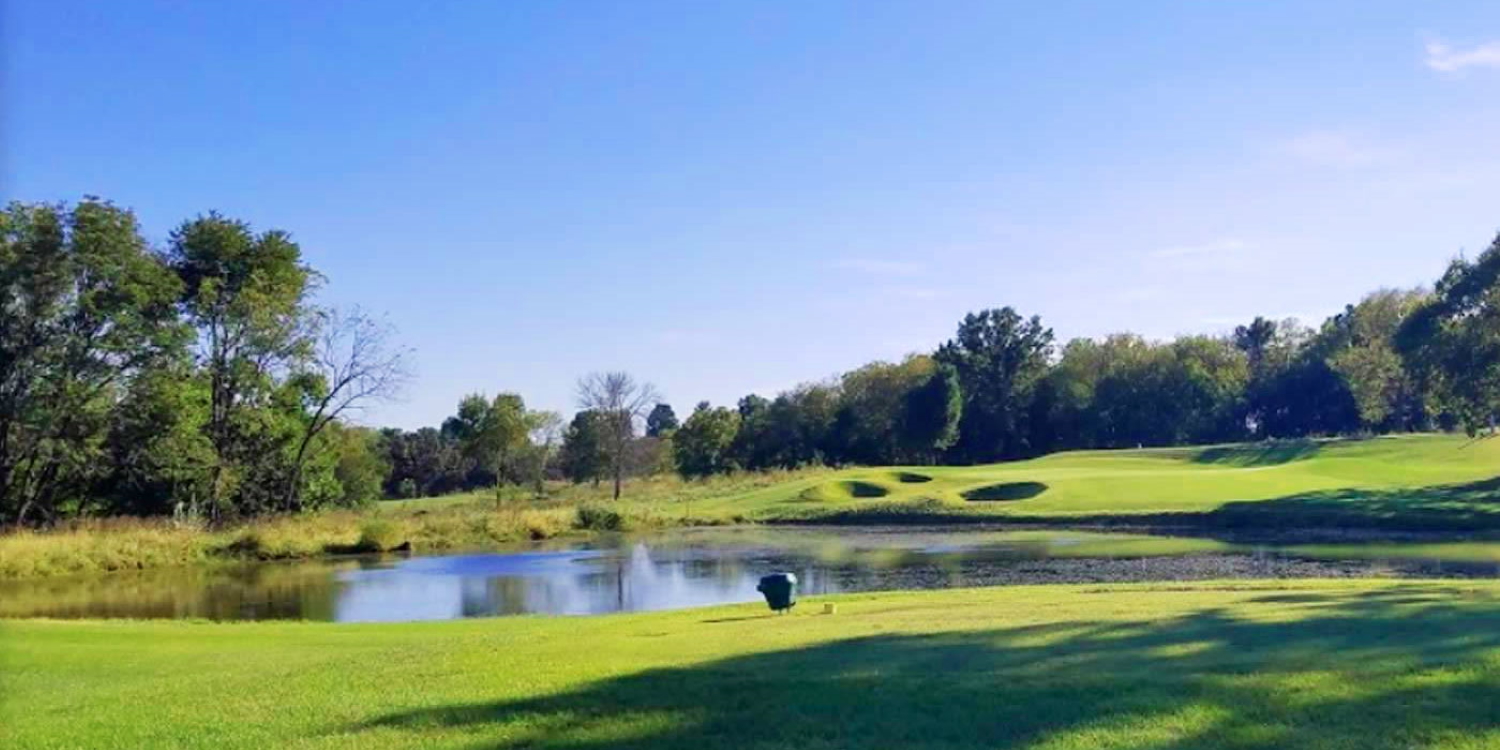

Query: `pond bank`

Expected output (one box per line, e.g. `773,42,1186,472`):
7,525,1500,622
10,502,1500,581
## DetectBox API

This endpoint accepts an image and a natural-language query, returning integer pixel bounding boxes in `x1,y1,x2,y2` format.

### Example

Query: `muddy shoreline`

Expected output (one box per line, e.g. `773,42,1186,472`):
747,552,1500,594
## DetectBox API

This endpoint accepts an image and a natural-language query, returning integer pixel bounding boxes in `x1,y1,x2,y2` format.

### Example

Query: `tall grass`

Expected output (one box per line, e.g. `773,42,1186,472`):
0,467,833,579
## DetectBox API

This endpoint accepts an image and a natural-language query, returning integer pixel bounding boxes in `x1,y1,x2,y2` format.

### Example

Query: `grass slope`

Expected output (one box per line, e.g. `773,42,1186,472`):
5,434,1498,579
720,433,1500,530
6,580,1500,748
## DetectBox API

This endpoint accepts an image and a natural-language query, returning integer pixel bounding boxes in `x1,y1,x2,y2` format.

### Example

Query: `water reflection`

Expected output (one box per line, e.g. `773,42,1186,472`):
331,543,847,621
4,527,1500,622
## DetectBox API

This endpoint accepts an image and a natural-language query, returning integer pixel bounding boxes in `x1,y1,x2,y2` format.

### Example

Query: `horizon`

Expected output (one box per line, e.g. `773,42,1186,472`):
8,1,1500,429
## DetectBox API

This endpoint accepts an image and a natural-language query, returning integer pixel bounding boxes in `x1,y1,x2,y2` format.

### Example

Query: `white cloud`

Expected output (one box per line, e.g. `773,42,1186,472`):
1425,38,1500,73
1277,131,1388,167
828,257,925,276
1148,238,1249,260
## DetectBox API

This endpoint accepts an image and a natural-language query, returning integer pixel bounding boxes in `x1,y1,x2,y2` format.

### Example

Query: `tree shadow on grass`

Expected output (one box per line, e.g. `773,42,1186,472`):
350,586,1500,749
1191,439,1324,467
1049,476,1500,536
1208,477,1500,532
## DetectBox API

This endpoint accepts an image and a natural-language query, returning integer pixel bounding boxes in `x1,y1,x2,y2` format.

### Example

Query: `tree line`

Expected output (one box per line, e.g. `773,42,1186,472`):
6,196,1500,523
1,199,406,525
386,238,1500,497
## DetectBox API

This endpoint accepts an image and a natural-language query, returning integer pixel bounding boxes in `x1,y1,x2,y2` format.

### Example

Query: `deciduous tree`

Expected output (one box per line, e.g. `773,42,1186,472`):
576,372,661,499
645,403,679,437
936,308,1054,462
169,212,316,520
0,199,185,524
673,402,741,478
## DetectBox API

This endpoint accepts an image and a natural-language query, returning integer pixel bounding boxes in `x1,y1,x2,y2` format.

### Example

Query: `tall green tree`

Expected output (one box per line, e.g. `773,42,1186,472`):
760,385,840,468
323,423,390,506
936,308,1054,462
381,427,467,497
559,410,609,484
673,402,741,478
730,394,774,469
169,212,316,519
1233,316,1279,376
1400,237,1500,435
1323,289,1430,431
104,365,214,516
0,199,185,524
829,356,934,465
645,403,679,437
900,363,963,463
443,392,533,486
1244,319,1359,437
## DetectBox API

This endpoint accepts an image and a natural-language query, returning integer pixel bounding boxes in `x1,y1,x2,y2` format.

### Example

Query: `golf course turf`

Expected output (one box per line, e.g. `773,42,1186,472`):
9,434,1500,748
8,433,1500,580
719,433,1500,531
7,580,1500,749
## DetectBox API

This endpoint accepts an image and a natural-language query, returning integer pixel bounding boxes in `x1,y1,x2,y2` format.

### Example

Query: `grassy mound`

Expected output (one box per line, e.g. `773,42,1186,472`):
8,580,1500,748
800,479,892,502
889,471,934,484
692,434,1500,530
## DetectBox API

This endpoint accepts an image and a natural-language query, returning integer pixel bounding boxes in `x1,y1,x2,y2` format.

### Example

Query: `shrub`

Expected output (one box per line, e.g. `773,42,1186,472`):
223,529,266,556
575,504,626,531
354,518,404,552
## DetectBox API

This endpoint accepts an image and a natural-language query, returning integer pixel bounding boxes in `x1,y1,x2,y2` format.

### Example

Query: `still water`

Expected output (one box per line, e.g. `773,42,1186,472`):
4,526,1499,622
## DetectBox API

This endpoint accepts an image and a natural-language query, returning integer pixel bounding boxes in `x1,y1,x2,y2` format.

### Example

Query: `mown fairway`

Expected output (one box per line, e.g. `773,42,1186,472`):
705,433,1500,529
6,580,1500,749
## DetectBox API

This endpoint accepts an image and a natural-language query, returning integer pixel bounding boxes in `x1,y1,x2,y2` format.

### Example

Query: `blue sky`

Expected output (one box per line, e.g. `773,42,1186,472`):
7,1,1500,429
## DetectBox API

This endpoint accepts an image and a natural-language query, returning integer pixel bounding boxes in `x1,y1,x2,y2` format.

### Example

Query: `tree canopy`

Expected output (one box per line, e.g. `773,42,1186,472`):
5,194,1499,521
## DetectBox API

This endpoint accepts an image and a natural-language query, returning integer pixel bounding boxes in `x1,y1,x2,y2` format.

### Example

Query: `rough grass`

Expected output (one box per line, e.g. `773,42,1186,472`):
7,579,1500,748
0,468,832,579
0,505,575,579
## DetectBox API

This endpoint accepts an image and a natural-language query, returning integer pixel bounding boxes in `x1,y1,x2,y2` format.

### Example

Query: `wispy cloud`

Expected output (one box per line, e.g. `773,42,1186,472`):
1148,238,1249,260
1277,131,1388,167
1424,37,1500,73
828,257,925,276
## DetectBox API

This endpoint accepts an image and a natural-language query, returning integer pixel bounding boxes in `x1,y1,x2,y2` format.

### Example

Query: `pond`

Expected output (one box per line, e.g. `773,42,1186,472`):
5,526,1500,622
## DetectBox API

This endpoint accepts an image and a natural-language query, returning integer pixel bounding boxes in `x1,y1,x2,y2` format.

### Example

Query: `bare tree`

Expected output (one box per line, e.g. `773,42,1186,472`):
575,371,661,500
284,307,411,510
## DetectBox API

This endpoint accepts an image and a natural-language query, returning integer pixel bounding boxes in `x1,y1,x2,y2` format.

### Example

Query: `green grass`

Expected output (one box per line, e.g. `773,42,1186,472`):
7,433,1500,579
7,580,1500,748
717,433,1500,530
0,505,575,579
0,468,832,579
